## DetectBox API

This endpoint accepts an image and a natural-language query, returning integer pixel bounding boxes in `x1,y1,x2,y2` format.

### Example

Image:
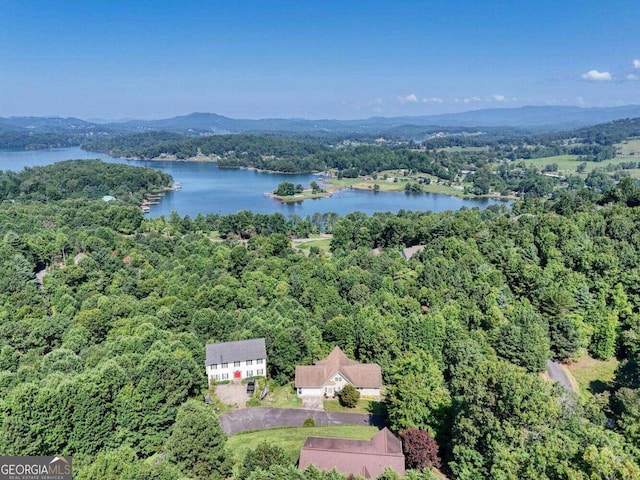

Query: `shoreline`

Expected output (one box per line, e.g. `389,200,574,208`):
88,149,514,203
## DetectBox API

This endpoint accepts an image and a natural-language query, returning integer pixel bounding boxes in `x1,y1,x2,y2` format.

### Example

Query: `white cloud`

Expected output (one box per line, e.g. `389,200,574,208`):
633,59,640,69
422,97,443,104
492,94,506,102
581,70,612,82
627,73,638,81
398,94,418,104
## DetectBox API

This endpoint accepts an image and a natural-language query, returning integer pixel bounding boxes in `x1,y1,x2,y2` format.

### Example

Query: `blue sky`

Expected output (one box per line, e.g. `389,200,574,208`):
0,0,638,119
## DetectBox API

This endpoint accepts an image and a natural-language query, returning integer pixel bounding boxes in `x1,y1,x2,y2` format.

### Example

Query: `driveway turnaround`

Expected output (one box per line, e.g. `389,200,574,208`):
219,407,384,435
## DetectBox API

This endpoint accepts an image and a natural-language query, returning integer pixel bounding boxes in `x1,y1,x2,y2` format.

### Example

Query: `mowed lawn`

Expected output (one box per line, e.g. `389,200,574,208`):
227,425,379,464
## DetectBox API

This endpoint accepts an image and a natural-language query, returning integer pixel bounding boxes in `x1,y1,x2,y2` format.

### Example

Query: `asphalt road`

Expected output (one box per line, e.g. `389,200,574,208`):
219,407,384,435
546,359,576,393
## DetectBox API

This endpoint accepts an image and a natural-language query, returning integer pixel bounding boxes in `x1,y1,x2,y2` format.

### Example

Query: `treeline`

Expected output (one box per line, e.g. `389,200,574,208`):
82,133,326,163
0,131,82,150
0,159,173,203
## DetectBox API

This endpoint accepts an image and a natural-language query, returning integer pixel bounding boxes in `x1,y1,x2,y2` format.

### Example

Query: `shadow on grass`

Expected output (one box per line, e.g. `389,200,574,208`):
588,379,610,394
367,400,388,418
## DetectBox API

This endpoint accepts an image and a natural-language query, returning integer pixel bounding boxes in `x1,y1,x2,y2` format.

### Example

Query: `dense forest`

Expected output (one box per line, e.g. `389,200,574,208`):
0,160,639,478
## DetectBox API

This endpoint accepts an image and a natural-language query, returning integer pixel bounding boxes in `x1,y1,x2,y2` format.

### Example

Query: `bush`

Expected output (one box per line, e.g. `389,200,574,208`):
303,417,315,427
337,384,360,408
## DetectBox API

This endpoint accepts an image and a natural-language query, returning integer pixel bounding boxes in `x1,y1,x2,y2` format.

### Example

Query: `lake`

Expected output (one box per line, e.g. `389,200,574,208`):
0,147,509,217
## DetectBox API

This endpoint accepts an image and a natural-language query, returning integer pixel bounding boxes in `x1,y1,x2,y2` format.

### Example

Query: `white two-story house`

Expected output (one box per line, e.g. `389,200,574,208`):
205,338,267,384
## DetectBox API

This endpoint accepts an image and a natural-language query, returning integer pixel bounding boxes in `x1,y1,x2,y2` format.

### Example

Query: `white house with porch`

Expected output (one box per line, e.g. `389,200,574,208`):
294,346,382,398
205,338,267,384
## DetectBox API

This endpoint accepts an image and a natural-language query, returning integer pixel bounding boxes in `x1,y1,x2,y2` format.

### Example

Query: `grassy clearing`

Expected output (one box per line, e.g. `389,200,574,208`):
248,382,302,409
295,238,332,252
566,355,619,399
227,425,379,464
616,138,640,156
520,154,581,170
323,398,387,416
510,154,640,177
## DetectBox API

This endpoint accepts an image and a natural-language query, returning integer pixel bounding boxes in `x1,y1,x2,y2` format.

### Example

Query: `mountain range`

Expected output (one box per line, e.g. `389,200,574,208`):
2,105,640,136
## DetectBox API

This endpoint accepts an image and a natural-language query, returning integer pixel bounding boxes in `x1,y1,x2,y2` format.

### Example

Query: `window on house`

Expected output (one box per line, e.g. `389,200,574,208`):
214,374,220,381
247,370,253,377
222,363,228,368
212,364,217,370
222,373,228,380
246,359,253,365
334,376,341,382
256,358,264,364
257,369,264,375
234,361,241,367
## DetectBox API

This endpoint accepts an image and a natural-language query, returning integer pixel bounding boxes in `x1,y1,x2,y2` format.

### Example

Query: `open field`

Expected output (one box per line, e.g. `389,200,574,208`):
325,173,476,198
294,238,332,252
616,138,640,156
506,152,640,177
227,425,379,464
566,355,619,400
520,154,581,170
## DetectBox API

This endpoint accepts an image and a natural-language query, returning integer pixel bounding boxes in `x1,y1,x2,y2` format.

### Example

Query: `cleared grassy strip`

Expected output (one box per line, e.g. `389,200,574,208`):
295,238,331,251
521,154,581,170
227,425,379,464
566,356,618,400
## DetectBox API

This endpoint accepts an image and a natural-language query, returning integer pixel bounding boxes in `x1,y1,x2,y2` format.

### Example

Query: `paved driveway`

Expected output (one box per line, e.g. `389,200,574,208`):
219,407,384,435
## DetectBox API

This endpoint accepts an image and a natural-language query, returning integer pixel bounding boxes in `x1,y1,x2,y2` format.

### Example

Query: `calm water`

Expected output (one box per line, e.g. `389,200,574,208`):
0,147,508,217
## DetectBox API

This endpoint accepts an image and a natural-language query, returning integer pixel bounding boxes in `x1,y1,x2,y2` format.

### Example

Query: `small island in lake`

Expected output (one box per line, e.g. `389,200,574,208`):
270,180,338,202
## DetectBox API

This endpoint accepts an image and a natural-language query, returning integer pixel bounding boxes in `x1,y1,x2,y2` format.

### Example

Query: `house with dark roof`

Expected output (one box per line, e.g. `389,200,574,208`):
294,346,382,398
205,338,266,384
298,428,405,478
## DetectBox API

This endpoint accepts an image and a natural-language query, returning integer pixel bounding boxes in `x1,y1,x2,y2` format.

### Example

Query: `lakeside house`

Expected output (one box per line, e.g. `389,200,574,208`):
298,428,405,478
205,338,266,384
294,346,382,398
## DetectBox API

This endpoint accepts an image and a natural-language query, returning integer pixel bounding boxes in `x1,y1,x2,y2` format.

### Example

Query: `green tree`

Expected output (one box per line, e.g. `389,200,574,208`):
238,441,290,479
385,350,451,436
274,182,295,196
166,400,232,480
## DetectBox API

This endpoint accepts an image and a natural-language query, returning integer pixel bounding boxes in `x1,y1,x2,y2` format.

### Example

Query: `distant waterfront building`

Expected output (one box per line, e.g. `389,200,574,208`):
205,338,266,384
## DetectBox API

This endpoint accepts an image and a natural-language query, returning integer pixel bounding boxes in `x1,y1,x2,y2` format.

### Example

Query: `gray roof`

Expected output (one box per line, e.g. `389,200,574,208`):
205,338,266,366
402,245,426,260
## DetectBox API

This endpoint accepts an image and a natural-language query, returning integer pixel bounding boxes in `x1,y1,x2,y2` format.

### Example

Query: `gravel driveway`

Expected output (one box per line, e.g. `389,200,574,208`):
216,383,249,408
546,359,576,393
219,407,384,435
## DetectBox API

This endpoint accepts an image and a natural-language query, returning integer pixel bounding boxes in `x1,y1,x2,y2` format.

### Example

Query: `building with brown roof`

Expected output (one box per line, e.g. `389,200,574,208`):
298,428,405,478
294,346,382,398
